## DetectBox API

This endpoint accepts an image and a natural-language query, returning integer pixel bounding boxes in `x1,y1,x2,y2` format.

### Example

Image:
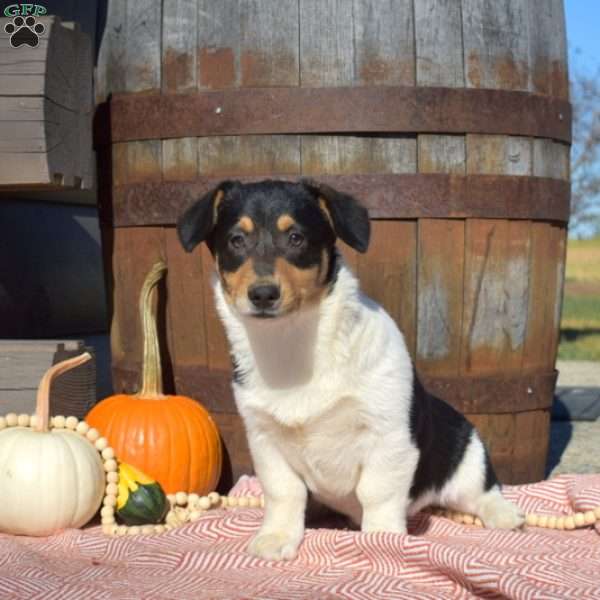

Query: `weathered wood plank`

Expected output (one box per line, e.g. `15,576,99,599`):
201,245,230,371
462,123,534,378
198,135,301,177
418,135,466,174
460,219,531,376
239,0,299,87
301,136,417,176
163,138,198,181
0,97,61,155
462,0,530,91
512,409,550,483
45,93,78,187
111,143,129,186
164,228,209,369
523,222,567,372
0,18,92,190
527,0,569,98
466,135,532,176
110,228,166,388
125,0,161,92
0,29,48,100
0,17,78,109
46,18,78,111
163,0,198,92
415,0,464,87
416,219,465,376
358,220,417,358
124,140,162,184
353,0,414,85
198,0,298,89
533,139,570,180
197,0,241,89
299,0,354,87
0,98,78,187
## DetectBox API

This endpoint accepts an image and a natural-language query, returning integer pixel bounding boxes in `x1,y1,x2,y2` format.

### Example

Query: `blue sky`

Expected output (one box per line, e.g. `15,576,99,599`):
565,0,600,74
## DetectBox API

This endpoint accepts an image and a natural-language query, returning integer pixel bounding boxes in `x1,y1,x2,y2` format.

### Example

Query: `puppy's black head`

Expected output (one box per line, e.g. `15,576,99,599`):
177,179,370,318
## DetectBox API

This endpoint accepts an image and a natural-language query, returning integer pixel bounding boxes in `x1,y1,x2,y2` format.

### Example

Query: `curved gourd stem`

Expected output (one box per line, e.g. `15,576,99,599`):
137,261,168,399
34,353,92,432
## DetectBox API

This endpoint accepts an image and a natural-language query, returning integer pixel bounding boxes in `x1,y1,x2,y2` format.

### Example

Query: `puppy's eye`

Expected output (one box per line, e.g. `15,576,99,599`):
229,234,246,250
288,232,305,247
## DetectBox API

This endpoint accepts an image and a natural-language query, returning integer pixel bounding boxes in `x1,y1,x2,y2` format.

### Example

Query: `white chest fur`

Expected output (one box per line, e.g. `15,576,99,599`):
254,395,372,500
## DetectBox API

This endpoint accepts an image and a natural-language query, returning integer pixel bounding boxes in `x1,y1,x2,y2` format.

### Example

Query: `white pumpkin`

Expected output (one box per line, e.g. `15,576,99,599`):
0,353,105,536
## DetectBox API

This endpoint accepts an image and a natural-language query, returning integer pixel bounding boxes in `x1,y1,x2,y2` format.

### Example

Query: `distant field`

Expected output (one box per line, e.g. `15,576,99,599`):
558,237,600,362
561,294,600,330
564,237,600,283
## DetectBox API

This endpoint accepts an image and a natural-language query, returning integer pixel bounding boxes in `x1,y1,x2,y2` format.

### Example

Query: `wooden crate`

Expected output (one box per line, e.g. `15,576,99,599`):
0,340,96,418
0,16,93,191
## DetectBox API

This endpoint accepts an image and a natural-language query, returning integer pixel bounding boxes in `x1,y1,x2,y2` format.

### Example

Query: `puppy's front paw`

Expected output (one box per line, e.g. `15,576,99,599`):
248,531,301,561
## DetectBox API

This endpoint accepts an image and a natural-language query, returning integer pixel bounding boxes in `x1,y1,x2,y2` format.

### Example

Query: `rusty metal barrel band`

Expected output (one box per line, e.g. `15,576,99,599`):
420,370,559,415
113,364,557,415
107,86,572,144
107,174,570,227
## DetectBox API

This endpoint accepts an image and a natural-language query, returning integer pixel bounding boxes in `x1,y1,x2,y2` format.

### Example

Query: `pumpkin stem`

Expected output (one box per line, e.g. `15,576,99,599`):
138,261,168,398
35,352,92,432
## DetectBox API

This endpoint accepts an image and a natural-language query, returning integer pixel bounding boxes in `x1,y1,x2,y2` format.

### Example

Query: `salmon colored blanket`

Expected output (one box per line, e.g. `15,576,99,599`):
1,474,600,599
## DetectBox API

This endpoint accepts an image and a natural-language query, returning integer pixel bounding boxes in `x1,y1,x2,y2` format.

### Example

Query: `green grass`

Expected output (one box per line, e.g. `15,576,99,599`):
558,331,600,361
558,236,600,361
561,295,600,330
565,236,600,283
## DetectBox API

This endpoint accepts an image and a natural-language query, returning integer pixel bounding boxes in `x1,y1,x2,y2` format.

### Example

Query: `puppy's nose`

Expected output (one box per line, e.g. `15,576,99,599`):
248,284,280,310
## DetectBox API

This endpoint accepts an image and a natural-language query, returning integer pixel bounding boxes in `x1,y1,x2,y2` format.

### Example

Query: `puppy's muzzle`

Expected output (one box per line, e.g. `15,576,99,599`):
248,283,281,313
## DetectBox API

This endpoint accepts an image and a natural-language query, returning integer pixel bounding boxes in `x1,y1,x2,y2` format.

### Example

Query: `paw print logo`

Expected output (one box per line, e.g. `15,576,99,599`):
4,16,45,48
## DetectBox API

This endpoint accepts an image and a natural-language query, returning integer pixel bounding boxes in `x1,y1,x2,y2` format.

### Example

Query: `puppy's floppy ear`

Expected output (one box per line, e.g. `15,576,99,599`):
177,181,236,252
303,179,371,253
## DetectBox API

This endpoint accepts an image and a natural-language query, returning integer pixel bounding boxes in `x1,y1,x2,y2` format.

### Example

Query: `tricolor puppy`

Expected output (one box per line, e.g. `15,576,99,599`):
177,179,524,561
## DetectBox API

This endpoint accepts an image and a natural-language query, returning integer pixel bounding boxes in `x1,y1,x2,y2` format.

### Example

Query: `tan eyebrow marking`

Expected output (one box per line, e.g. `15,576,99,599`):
238,216,254,233
277,214,296,232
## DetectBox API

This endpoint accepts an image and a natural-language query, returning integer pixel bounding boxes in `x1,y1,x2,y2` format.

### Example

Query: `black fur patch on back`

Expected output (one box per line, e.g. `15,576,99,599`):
408,371,498,499
483,443,498,491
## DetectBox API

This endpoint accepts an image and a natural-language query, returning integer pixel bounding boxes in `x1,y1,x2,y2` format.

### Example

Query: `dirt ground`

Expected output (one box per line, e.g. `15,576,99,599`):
548,420,600,477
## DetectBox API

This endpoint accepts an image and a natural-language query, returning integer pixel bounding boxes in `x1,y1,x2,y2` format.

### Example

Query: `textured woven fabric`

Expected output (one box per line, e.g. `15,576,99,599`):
1,474,599,599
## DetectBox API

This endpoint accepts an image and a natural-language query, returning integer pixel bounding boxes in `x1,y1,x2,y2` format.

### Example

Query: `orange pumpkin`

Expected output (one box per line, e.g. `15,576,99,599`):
86,261,222,495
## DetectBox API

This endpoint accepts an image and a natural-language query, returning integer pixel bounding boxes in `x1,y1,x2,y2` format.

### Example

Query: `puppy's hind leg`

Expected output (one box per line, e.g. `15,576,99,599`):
475,486,525,530
439,433,525,530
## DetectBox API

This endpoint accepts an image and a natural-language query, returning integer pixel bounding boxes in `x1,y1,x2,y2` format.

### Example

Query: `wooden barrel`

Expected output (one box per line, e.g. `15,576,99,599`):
96,0,570,487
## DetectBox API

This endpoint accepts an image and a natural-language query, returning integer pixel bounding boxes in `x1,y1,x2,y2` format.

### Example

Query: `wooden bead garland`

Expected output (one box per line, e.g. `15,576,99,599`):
1,413,599,535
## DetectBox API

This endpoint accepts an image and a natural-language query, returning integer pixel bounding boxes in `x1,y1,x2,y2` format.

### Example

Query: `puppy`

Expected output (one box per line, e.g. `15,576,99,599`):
177,179,524,561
